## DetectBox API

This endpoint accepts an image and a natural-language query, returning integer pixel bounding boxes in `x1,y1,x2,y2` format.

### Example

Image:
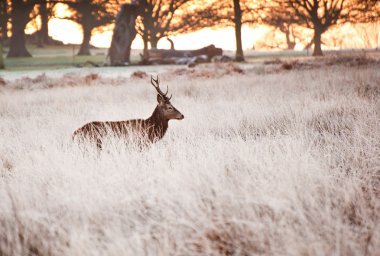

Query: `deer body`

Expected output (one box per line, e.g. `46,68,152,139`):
73,76,184,148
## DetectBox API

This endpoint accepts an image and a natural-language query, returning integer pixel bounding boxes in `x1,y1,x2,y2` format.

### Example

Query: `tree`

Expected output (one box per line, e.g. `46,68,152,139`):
0,0,5,67
37,0,56,46
0,37,4,68
265,0,380,56
188,0,262,61
136,0,259,62
8,0,36,57
233,0,244,61
63,0,116,55
136,0,195,50
353,21,380,49
108,3,140,65
0,0,8,44
166,0,219,36
260,6,300,50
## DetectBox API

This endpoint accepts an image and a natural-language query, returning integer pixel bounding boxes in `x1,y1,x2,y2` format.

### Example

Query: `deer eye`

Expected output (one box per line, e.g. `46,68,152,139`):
168,106,173,110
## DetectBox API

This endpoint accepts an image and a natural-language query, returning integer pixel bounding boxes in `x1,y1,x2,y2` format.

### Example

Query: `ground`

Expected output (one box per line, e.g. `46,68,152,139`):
0,54,379,255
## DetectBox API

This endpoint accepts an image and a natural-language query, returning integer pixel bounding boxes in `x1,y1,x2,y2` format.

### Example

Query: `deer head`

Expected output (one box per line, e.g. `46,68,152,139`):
151,76,184,121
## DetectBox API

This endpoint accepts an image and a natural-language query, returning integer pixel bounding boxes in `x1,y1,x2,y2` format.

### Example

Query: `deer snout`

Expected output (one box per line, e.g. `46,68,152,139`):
175,113,184,120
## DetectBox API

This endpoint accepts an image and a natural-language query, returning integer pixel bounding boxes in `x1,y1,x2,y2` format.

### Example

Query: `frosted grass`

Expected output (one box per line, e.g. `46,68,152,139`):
0,65,379,255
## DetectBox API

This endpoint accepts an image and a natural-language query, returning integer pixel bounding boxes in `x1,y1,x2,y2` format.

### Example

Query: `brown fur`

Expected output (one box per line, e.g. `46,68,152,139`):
73,78,184,149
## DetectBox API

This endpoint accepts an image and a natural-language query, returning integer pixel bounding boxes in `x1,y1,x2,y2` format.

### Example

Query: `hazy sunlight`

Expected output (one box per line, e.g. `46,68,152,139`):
23,3,378,51
46,18,264,50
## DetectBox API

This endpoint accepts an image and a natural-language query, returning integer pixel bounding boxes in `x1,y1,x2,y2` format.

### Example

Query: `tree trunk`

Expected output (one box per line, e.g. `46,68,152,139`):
0,42,4,69
8,1,33,57
108,4,139,66
233,0,244,62
304,36,314,50
8,27,31,57
142,33,149,60
150,36,159,49
77,25,92,56
313,29,323,56
38,0,50,46
167,37,174,50
0,0,8,43
285,30,295,50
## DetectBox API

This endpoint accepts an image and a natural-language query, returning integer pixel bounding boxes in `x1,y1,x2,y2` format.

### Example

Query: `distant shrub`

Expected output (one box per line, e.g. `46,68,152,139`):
131,71,148,79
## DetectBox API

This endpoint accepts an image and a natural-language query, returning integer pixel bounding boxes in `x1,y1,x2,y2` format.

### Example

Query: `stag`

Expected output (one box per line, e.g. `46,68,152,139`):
73,76,184,148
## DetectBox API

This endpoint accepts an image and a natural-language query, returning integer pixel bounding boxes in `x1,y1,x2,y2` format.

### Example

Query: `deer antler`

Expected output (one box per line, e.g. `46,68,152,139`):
151,75,172,100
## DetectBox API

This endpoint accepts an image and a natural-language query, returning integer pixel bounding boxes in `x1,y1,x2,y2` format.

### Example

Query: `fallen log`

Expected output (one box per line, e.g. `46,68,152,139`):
140,44,223,65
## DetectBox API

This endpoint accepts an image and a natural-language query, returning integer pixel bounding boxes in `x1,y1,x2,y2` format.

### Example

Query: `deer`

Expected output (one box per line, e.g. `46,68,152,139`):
72,76,184,149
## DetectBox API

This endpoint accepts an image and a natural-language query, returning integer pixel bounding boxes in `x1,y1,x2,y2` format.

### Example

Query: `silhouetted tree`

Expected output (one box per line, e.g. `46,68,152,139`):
0,0,5,67
188,0,261,61
63,0,116,55
233,0,244,61
8,0,36,57
354,21,380,49
37,0,56,46
265,0,380,56
260,5,301,50
0,0,8,44
108,2,140,65
137,0,196,50
165,0,217,36
135,0,258,62
0,40,4,69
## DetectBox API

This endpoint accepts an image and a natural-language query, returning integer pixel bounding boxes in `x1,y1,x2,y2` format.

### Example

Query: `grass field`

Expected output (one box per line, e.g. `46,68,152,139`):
0,57,379,255
3,44,378,71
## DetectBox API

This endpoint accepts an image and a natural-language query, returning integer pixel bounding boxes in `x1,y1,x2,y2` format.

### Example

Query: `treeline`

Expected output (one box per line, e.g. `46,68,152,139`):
0,0,379,60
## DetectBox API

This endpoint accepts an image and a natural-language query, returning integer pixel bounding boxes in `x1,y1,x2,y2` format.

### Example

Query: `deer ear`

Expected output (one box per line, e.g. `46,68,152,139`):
157,94,165,104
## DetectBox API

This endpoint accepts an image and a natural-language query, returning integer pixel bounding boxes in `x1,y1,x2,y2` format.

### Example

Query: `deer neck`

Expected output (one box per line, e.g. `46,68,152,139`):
146,107,168,137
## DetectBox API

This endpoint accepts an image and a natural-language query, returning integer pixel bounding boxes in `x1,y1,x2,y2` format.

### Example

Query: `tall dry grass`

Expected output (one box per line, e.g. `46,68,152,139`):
0,63,379,255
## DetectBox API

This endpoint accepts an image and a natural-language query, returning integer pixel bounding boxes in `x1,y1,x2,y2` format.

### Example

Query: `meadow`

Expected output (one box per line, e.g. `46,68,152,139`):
0,57,379,255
